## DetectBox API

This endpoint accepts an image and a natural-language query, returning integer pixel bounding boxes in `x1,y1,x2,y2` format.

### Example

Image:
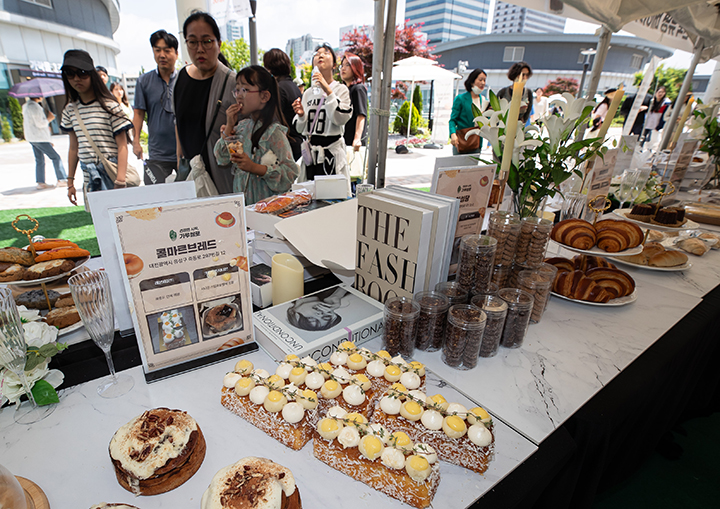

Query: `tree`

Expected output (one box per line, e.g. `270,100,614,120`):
289,49,297,78
392,101,423,134
543,77,579,96
341,20,438,80
633,65,687,101
412,85,423,114
221,39,251,71
9,97,23,140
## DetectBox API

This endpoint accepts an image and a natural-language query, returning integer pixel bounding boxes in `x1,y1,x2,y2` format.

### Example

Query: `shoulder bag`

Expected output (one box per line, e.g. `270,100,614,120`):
72,103,141,187
177,72,230,182
455,100,484,154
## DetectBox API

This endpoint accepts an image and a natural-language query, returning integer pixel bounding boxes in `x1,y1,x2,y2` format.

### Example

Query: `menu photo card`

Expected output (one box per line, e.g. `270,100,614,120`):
110,196,257,382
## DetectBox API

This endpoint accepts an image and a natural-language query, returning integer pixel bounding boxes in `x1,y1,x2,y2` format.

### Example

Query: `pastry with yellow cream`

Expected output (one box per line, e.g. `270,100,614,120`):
109,408,206,495
313,416,440,508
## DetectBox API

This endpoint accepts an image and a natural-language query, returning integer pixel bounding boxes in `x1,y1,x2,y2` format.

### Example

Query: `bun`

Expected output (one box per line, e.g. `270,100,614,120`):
648,250,688,267
123,253,144,276
595,220,643,252
35,246,90,262
551,219,596,250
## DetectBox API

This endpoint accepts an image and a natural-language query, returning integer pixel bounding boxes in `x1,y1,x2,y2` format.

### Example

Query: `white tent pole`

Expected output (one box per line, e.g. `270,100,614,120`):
407,80,415,141
660,36,704,150
376,0,398,189
702,60,720,104
577,26,611,141
366,0,386,186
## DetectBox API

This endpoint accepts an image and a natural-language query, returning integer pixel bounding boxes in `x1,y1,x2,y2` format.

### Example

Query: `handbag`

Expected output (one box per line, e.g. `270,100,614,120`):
177,72,230,182
456,126,480,153
72,103,141,187
300,96,326,166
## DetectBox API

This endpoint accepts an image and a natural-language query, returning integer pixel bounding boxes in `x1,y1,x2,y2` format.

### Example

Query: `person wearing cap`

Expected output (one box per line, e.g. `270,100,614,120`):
96,66,109,85
133,29,180,184
22,97,68,189
59,49,133,205
263,48,303,161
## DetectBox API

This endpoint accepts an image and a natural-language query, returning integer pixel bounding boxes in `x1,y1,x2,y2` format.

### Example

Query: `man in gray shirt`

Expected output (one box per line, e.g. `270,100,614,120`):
133,30,179,184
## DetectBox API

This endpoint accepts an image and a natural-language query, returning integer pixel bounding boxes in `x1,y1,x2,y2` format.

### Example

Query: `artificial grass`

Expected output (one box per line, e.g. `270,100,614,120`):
0,207,99,256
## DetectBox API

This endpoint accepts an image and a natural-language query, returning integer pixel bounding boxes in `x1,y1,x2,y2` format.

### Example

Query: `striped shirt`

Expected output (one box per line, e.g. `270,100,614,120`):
61,99,132,165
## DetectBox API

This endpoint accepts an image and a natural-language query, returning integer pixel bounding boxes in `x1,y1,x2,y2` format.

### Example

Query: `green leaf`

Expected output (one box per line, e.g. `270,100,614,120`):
31,379,59,406
39,343,60,357
489,90,500,112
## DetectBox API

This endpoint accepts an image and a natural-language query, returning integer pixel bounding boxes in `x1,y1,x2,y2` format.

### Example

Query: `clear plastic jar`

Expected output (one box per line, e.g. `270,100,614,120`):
435,281,469,306
513,217,553,268
456,235,497,292
442,305,487,370
383,296,420,357
487,210,521,267
498,288,534,349
491,264,510,289
517,269,554,324
413,291,450,352
507,261,531,289
472,294,508,358
470,282,499,301
537,262,559,314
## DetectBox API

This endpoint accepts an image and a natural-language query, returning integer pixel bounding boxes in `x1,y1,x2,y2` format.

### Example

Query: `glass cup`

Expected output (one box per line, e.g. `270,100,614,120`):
355,183,374,196
560,192,588,221
68,270,134,398
0,287,57,424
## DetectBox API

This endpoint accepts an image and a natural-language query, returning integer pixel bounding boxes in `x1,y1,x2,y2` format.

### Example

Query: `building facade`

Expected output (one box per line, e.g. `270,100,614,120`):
286,34,325,65
226,19,244,43
492,1,566,34
405,0,491,45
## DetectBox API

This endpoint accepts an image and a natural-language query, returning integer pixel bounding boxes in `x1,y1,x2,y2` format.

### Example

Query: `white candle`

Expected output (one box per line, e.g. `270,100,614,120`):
670,95,694,147
596,84,624,141
501,78,525,173
272,254,304,305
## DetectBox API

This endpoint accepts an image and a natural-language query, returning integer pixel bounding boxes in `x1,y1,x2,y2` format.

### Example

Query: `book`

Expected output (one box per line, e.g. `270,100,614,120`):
375,186,459,288
250,263,273,308
253,284,384,362
355,191,434,303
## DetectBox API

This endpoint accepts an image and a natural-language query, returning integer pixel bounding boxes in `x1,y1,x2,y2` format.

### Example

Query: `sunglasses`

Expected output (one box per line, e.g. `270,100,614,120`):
63,68,91,79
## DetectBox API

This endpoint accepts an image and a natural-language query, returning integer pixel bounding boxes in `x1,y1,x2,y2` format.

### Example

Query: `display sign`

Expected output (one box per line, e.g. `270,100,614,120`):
110,196,257,381
662,139,700,204
585,149,617,218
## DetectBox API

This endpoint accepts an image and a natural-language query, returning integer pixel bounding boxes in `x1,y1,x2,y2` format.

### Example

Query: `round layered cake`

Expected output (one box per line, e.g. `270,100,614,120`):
201,457,301,509
109,408,206,496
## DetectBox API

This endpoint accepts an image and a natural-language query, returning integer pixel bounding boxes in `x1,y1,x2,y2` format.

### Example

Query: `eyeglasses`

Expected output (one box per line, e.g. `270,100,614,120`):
233,88,261,98
63,68,91,79
186,39,216,49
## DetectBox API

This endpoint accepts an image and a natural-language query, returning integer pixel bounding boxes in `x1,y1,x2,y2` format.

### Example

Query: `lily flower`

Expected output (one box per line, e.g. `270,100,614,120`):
550,92,595,121
544,114,576,151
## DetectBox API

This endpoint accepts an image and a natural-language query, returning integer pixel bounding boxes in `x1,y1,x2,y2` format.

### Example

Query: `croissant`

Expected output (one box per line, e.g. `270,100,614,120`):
551,219,596,250
572,254,616,272
676,238,710,256
595,220,643,253
648,250,688,267
544,257,574,272
585,267,635,299
553,270,611,303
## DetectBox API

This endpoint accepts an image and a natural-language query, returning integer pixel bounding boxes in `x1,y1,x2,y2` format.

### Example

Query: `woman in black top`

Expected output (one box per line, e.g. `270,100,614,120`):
263,48,303,161
496,61,534,125
339,52,368,151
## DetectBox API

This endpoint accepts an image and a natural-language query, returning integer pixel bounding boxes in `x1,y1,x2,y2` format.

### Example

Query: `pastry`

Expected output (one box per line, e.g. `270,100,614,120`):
109,408,206,496
0,247,35,266
253,190,312,215
551,219,596,250
676,237,710,256
201,457,301,509
215,211,236,227
627,204,653,221
572,254,616,272
123,253,143,277
651,207,678,226
584,267,635,299
15,289,61,309
205,304,239,333
648,250,688,268
543,257,574,273
314,415,440,508
34,246,90,262
226,141,243,154
127,207,162,221
647,230,665,242
667,206,686,223
45,305,81,328
594,220,643,253
552,270,611,303
54,293,75,308
217,337,245,350
22,259,76,280
30,238,78,251
699,232,720,249
0,263,25,282
371,386,494,475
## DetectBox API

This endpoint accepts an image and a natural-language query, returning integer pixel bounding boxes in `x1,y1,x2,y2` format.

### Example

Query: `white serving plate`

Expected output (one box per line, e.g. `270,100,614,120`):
551,289,637,307
549,240,643,258
611,257,692,272
6,256,90,287
612,209,699,232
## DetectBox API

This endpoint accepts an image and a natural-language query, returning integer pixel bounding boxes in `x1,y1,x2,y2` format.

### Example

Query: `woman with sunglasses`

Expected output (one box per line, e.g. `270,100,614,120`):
291,43,352,192
174,11,236,195
59,49,133,206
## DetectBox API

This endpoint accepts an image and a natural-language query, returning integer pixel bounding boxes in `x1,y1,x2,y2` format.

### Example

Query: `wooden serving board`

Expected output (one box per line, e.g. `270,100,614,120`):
17,476,50,509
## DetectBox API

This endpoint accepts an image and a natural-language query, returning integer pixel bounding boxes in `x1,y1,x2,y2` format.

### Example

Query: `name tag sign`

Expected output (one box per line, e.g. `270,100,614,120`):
110,196,257,382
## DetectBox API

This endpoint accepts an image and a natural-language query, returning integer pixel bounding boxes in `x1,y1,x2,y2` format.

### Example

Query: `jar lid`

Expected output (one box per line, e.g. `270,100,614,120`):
384,296,421,320
498,287,534,307
435,281,469,299
472,294,507,313
460,234,497,252
518,269,553,287
490,210,520,225
413,291,450,312
447,304,487,328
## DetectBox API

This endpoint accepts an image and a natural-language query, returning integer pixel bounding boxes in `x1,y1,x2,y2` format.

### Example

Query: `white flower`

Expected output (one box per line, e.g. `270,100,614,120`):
23,321,58,348
544,114,577,151
18,305,42,323
0,363,63,405
549,92,595,121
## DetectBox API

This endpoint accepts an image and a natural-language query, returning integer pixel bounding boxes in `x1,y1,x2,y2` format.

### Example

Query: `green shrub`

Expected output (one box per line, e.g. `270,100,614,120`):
1,116,12,142
412,85,423,115
393,101,422,134
9,97,23,140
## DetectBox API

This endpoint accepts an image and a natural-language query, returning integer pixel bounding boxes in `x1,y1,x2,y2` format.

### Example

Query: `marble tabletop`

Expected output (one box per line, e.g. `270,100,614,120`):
0,346,537,509
411,277,705,445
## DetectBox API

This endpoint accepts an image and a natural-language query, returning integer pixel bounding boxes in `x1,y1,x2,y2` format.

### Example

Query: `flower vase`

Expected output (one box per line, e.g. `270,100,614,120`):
510,187,548,219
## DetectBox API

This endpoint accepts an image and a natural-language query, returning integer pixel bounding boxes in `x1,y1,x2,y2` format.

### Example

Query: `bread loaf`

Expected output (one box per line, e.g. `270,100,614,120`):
648,250,688,268
551,219,596,250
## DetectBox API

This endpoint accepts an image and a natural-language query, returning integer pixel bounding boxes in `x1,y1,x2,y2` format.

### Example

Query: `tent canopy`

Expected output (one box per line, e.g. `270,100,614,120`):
391,56,462,82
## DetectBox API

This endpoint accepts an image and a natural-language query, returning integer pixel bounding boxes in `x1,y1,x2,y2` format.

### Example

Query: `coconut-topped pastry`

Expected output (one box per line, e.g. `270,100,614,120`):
201,457,301,509
372,387,494,474
109,408,206,495
313,414,440,509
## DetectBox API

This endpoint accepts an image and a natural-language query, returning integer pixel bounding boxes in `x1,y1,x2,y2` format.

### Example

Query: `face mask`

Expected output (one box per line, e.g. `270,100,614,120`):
472,86,484,96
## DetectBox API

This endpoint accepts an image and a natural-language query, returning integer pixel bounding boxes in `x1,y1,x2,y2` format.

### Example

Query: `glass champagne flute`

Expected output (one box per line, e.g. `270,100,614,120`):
616,170,636,211
0,287,56,424
68,270,134,398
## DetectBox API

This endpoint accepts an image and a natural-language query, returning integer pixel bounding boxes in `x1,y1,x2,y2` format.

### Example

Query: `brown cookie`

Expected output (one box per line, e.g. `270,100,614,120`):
15,289,61,309
0,247,35,266
45,305,81,328
22,259,76,280
54,293,75,308
0,263,25,282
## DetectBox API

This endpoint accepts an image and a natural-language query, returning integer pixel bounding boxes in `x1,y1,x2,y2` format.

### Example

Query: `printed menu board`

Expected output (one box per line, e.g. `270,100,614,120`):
110,196,257,381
